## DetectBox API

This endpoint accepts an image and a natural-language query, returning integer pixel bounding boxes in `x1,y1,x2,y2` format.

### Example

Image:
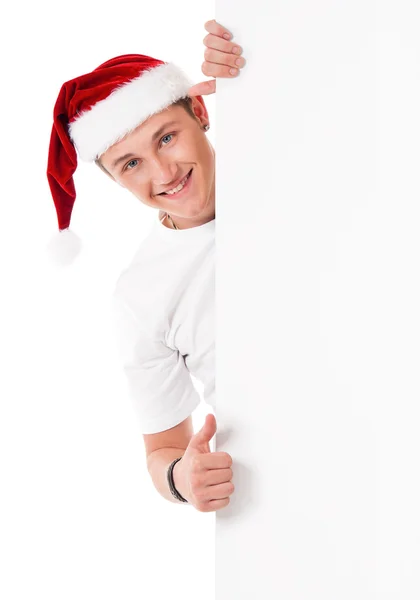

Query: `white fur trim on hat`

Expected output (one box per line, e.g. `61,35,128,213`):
45,228,82,267
68,62,194,162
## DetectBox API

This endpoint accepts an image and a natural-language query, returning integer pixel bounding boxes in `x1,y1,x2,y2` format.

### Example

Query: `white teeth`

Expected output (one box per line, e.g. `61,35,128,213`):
165,172,190,195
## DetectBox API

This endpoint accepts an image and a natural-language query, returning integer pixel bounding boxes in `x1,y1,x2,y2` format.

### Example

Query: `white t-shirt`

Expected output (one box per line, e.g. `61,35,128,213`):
111,212,215,434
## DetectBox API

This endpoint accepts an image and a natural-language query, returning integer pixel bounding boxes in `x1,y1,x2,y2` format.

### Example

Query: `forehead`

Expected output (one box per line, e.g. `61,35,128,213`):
100,104,185,163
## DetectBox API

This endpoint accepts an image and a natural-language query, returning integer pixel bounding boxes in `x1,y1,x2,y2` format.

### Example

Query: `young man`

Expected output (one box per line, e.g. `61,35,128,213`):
46,20,246,512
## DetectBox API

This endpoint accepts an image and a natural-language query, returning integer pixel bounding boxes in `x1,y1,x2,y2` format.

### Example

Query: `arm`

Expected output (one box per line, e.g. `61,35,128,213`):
147,447,189,504
146,413,235,512
145,415,194,504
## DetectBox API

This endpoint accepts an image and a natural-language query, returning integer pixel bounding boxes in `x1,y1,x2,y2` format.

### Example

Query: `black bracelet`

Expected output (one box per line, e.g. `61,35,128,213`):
167,457,188,503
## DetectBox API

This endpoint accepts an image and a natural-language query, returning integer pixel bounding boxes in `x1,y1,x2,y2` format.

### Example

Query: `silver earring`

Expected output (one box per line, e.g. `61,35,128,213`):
203,124,210,131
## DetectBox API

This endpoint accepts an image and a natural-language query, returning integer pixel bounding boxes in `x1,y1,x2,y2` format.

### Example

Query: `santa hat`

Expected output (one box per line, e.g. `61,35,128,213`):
46,54,198,266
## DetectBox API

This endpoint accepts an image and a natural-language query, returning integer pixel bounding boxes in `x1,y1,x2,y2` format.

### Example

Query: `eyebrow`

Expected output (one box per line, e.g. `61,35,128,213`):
110,120,181,170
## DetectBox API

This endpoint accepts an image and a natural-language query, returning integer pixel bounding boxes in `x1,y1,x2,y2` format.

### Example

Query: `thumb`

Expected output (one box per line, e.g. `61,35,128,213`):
188,79,216,97
187,413,217,453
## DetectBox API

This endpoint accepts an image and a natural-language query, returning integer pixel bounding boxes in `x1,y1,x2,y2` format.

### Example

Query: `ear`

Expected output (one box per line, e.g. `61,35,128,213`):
190,95,209,128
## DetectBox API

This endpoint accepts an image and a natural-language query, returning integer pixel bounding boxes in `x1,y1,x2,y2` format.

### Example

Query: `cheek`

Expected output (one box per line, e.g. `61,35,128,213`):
124,175,148,193
122,180,151,202
198,145,214,179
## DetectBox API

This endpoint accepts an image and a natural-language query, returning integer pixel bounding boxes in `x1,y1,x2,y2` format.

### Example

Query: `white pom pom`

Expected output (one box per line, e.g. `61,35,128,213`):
46,228,82,267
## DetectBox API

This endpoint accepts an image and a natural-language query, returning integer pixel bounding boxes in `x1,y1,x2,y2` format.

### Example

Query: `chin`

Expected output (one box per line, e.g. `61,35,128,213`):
178,201,207,218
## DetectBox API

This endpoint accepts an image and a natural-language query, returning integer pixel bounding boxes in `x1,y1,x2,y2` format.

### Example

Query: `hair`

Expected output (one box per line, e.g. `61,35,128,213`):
94,96,196,177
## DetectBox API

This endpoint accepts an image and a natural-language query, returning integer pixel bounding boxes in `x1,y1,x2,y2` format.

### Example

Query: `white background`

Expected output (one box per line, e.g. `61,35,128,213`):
0,2,216,599
215,1,420,598
2,1,420,599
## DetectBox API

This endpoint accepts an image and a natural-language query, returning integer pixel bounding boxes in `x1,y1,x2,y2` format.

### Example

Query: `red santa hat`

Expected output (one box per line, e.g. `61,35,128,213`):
46,54,197,266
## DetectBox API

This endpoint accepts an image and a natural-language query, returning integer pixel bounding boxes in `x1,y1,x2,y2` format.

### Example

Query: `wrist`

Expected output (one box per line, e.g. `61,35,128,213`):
170,457,189,503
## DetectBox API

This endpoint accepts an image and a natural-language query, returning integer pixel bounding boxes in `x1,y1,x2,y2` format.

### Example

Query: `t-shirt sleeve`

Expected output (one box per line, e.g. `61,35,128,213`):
110,293,201,434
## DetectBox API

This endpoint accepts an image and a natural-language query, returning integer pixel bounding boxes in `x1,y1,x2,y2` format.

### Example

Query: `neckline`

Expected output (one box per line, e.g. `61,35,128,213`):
154,211,215,240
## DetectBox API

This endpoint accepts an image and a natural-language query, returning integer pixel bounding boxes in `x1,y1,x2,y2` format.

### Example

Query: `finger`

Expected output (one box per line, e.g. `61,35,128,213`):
188,79,216,97
204,47,246,70
204,467,233,486
187,412,216,452
198,452,233,470
203,32,243,55
203,481,235,501
199,497,230,512
202,60,240,79
204,19,233,41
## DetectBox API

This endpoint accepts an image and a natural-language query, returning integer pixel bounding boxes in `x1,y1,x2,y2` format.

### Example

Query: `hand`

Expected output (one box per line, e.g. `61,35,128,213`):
174,413,235,512
188,19,246,97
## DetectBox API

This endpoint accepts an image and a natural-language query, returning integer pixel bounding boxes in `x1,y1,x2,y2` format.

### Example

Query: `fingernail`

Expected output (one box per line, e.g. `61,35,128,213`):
223,33,231,40
230,68,238,75
232,46,242,55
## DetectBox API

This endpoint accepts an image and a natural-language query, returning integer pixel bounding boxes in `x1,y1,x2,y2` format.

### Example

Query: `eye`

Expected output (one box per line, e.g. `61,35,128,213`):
124,159,139,172
161,133,174,145
122,133,175,173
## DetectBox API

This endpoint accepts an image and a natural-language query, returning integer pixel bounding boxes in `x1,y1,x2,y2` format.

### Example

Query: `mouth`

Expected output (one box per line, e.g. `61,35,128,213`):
158,169,193,199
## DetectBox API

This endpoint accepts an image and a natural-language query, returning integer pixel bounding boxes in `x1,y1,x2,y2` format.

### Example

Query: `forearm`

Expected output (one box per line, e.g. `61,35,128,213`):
146,447,189,504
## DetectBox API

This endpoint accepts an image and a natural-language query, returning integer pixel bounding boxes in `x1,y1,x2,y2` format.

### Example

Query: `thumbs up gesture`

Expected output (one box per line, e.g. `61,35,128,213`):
176,413,235,512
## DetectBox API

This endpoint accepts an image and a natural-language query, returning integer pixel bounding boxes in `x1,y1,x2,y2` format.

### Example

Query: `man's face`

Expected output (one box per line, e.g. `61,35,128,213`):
99,99,215,222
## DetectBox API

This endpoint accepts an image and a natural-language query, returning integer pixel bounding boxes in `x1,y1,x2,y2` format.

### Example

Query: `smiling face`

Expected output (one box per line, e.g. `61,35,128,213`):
98,96,215,229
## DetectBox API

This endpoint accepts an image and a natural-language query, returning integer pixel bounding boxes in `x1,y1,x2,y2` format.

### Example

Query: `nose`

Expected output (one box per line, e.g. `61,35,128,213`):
149,157,177,187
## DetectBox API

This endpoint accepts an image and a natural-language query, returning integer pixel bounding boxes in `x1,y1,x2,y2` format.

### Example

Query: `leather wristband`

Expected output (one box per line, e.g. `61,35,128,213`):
167,457,188,503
